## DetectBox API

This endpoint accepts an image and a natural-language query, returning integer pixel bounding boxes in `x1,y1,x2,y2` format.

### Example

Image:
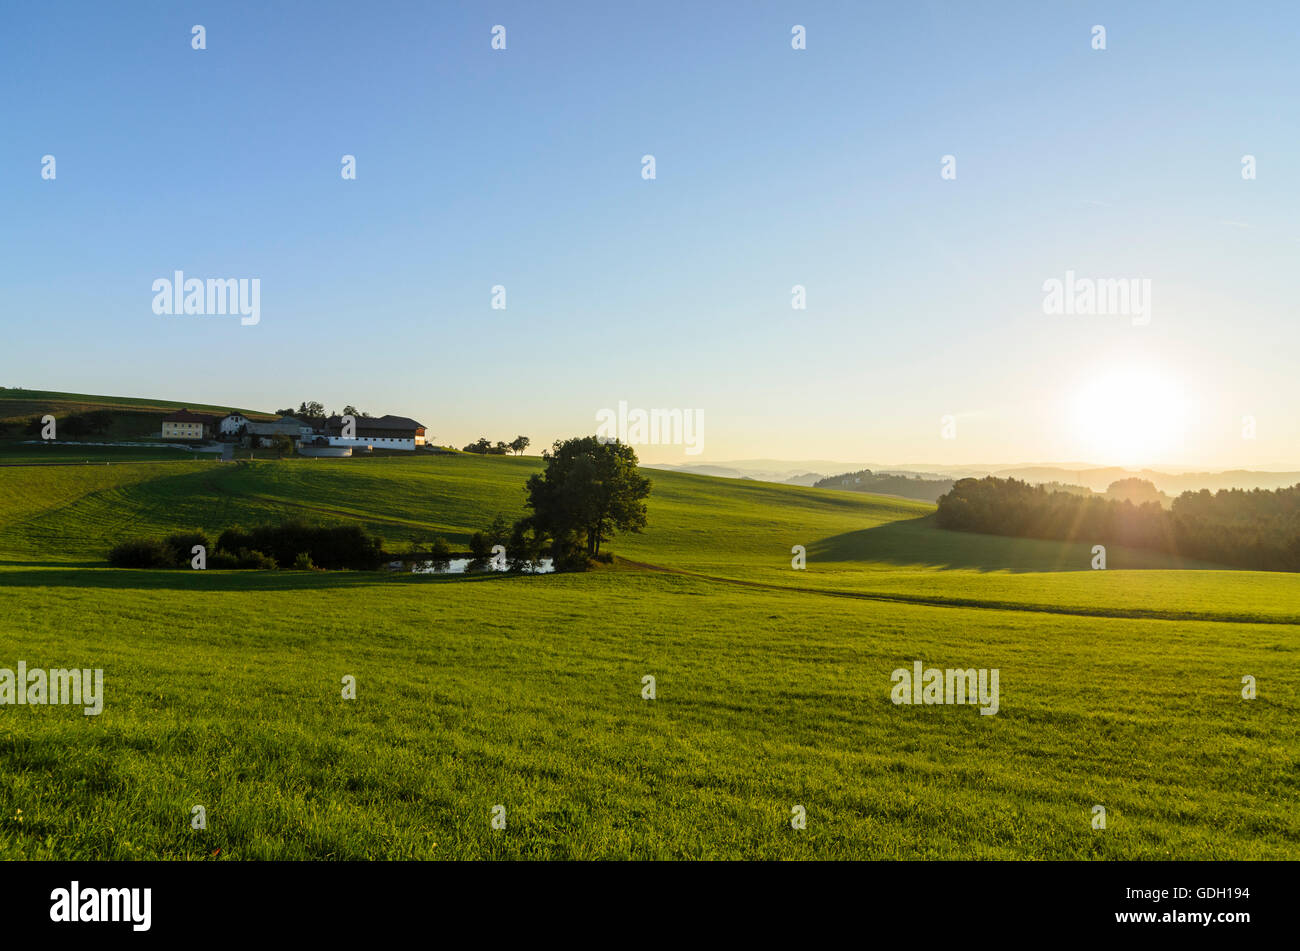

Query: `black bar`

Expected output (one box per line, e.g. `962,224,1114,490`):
1,860,1286,939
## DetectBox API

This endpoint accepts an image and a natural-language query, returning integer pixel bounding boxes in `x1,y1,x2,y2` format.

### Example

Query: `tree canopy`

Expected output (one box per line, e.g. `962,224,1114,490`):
523,436,651,560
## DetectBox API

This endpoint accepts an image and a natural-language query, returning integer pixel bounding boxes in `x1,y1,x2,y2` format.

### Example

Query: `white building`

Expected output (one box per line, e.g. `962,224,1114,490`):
323,414,426,451
218,413,248,435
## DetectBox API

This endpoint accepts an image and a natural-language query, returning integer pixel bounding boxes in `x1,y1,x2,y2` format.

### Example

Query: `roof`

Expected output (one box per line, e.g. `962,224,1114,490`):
325,414,425,435
366,415,425,431
246,419,303,435
161,409,218,424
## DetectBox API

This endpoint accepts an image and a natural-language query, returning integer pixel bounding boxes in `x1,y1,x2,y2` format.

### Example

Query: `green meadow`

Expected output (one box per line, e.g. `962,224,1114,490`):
0,455,1296,859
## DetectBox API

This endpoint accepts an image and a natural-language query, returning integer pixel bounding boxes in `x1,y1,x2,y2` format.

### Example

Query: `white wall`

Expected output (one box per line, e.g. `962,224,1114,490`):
326,436,416,451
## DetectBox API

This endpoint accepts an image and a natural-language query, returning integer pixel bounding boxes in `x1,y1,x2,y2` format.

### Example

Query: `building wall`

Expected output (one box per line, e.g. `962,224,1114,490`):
327,435,416,451
162,421,207,440
298,445,353,457
219,416,245,434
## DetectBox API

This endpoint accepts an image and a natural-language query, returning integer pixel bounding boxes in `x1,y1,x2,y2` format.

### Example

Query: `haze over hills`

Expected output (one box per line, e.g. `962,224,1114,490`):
646,460,1300,495
6,388,1298,496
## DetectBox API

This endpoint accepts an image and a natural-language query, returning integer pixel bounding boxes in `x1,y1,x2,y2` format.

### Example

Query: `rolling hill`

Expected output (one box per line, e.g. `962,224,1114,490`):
0,452,1295,859
0,387,275,444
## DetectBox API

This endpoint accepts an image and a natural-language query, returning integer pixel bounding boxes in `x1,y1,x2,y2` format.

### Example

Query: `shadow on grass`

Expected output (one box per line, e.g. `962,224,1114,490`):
806,513,1219,573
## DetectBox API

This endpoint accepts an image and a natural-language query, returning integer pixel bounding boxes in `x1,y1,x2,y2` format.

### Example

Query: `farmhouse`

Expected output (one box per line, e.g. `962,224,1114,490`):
217,413,249,435
160,409,218,441
323,414,426,451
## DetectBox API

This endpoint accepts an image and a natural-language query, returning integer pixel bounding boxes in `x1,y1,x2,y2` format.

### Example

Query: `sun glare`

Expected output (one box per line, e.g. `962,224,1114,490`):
1070,367,1191,467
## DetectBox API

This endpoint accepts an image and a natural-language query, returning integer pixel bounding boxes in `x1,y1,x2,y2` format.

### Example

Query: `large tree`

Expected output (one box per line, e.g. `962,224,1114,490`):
524,436,651,559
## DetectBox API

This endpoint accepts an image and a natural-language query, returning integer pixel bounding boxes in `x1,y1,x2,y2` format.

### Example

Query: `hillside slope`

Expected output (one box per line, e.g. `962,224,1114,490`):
0,454,1293,623
0,453,1296,860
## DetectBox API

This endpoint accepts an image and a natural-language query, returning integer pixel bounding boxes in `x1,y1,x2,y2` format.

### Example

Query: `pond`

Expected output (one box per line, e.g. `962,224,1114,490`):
411,558,555,575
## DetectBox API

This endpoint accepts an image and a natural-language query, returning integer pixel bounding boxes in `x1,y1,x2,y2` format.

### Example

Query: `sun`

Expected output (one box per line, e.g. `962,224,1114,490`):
1069,366,1191,466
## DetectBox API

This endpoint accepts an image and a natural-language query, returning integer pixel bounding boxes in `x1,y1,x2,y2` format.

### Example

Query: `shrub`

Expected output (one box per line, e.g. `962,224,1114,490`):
164,531,210,567
107,538,174,569
207,550,240,570
113,521,386,571
235,548,278,570
218,520,385,570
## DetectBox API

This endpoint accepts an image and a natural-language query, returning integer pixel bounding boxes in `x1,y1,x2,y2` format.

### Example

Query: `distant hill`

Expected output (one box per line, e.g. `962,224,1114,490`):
0,387,275,441
986,465,1300,494
644,462,843,484
814,469,954,502
649,458,1300,495
643,465,830,486
0,387,272,418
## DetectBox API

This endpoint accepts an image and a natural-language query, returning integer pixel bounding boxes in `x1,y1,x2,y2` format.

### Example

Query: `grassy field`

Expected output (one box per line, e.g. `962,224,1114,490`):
0,443,202,464
0,454,1296,859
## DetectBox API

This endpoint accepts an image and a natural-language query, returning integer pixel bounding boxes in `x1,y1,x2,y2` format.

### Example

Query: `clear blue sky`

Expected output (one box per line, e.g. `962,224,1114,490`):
3,1,1297,467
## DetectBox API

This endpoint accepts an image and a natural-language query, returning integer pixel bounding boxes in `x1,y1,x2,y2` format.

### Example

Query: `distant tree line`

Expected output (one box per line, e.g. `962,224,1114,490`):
13,410,116,438
814,469,955,503
463,436,530,455
273,401,372,420
936,477,1300,571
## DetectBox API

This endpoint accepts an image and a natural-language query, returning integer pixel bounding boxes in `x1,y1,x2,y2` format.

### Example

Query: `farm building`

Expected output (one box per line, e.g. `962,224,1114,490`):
217,413,250,435
244,416,312,448
160,409,219,441
322,415,426,451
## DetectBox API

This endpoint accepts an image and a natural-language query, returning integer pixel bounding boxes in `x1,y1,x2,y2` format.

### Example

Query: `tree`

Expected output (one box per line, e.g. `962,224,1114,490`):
270,434,295,458
485,514,512,549
1106,478,1164,506
463,437,492,454
429,536,452,568
297,401,325,419
507,519,545,572
524,436,651,560
467,530,492,571
509,435,531,456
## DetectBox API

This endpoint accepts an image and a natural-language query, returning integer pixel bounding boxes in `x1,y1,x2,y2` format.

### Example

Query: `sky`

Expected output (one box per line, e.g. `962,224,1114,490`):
3,1,1297,468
